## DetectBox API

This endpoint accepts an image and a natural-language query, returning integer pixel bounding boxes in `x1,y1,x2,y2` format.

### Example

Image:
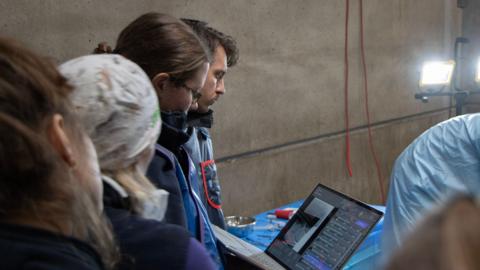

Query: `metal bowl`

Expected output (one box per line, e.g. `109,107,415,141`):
225,216,256,238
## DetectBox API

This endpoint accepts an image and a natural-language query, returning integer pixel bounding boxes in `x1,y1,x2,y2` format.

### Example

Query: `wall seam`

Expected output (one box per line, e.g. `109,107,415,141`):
217,107,450,164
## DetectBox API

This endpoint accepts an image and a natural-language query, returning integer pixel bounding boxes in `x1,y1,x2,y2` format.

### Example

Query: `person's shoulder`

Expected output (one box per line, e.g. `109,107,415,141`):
20,255,103,270
185,238,217,270
105,207,192,270
147,145,184,192
106,207,188,239
436,113,480,132
184,127,200,150
0,223,103,270
148,144,179,181
153,144,177,164
197,127,211,139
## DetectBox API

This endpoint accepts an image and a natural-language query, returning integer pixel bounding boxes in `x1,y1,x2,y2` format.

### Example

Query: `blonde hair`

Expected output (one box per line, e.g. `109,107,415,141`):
106,164,158,214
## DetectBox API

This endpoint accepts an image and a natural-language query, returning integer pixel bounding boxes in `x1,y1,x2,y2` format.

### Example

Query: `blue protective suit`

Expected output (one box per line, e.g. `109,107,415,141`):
381,113,480,260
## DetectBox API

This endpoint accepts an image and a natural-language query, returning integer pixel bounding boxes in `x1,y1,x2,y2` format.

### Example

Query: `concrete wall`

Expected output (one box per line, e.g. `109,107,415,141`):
0,0,462,216
460,0,480,113
219,111,449,216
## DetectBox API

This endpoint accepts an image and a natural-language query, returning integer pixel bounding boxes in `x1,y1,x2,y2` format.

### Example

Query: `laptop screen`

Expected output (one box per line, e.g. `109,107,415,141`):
265,184,383,270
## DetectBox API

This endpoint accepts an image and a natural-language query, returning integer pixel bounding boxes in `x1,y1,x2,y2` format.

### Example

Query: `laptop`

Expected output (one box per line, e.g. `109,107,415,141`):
214,183,383,270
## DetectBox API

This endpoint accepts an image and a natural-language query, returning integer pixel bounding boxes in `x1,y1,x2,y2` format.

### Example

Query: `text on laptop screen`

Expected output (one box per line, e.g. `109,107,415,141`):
266,185,382,270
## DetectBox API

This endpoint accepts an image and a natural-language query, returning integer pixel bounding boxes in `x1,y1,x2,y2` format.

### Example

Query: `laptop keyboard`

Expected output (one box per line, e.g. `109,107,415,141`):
302,213,363,269
250,253,286,270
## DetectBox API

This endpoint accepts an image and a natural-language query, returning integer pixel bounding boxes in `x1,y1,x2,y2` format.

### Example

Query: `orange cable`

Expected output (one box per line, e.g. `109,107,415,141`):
344,0,353,177
359,0,386,204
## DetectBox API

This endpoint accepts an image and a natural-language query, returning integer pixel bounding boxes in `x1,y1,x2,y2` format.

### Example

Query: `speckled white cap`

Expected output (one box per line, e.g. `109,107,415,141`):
59,54,161,170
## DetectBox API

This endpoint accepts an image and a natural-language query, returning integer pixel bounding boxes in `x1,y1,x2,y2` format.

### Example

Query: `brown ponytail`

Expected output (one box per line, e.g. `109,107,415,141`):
0,37,118,269
114,12,210,84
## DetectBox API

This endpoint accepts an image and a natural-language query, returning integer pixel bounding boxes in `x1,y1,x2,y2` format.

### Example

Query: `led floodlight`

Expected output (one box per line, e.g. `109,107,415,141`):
475,57,480,85
419,60,455,90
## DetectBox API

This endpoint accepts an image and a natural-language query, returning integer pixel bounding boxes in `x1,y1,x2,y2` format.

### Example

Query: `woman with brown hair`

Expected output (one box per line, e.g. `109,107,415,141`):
0,38,117,270
97,12,223,268
385,195,480,270
60,54,216,270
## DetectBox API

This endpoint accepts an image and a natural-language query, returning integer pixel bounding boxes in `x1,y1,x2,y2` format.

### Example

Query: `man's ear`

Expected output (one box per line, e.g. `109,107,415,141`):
151,73,170,99
47,114,76,167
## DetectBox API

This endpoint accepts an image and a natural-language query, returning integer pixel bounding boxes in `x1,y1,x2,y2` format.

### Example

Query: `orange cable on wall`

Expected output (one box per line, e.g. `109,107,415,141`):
359,0,386,204
344,0,353,177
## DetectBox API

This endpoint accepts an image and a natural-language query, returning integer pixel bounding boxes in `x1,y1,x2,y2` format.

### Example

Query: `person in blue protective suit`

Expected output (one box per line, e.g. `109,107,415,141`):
381,113,480,261
0,38,117,270
106,13,224,268
181,18,239,229
60,53,216,270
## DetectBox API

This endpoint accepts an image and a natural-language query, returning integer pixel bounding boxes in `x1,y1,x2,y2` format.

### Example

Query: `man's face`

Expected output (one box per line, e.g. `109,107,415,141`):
196,45,228,113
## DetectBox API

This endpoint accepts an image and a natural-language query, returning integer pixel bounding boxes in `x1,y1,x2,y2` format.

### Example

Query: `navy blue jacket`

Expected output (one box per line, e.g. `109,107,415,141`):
103,179,216,270
147,122,223,268
0,223,103,270
147,143,188,228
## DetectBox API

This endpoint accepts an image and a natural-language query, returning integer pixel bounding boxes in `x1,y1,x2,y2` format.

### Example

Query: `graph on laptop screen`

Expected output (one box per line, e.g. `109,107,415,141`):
265,184,382,270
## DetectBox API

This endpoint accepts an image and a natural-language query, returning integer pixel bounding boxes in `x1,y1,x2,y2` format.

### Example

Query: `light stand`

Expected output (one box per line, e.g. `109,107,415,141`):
414,37,480,116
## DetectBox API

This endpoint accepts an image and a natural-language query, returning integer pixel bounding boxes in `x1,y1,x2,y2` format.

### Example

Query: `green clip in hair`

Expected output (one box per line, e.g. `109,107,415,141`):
151,108,161,128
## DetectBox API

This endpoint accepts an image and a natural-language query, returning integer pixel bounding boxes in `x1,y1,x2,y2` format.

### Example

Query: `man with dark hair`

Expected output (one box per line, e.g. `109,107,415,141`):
182,18,239,229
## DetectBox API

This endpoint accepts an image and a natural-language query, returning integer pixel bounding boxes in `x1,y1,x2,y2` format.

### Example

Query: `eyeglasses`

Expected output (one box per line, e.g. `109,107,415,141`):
181,83,202,102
